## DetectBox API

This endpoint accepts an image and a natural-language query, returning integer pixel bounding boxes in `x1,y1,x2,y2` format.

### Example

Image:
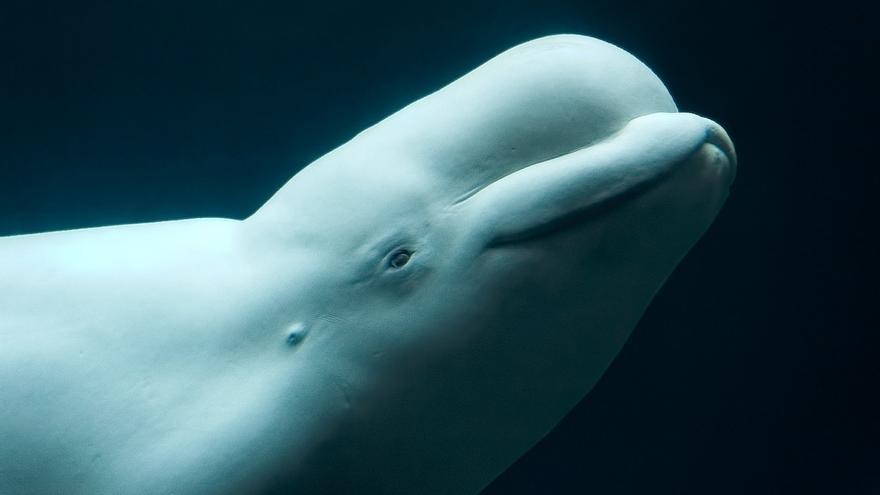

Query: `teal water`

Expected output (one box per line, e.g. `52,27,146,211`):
0,1,874,493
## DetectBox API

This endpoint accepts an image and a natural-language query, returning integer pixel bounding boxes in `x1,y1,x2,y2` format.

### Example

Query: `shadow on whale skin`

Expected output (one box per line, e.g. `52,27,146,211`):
0,34,735,494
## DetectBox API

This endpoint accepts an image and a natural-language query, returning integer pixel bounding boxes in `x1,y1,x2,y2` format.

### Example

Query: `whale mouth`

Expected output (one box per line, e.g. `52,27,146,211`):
488,129,736,247
484,172,662,247
461,112,736,248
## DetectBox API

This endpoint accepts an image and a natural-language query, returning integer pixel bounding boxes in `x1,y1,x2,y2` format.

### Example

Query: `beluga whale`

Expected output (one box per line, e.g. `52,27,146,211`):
0,34,735,494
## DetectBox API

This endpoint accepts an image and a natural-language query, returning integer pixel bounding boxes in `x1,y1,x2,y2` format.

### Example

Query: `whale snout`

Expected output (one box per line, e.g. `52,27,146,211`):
666,117,737,221
462,112,736,247
700,118,737,185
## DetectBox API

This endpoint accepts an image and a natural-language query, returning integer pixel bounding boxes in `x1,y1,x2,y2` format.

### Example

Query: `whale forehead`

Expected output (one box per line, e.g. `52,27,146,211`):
346,35,677,197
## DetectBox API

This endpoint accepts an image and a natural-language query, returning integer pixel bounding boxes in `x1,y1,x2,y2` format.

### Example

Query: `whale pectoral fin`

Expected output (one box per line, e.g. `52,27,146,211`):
458,112,735,246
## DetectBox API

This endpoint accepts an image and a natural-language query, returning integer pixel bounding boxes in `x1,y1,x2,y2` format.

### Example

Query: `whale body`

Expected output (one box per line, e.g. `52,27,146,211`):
0,35,735,494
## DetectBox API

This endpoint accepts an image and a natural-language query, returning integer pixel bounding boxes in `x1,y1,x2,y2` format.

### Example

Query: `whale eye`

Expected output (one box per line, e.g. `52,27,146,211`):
388,249,412,269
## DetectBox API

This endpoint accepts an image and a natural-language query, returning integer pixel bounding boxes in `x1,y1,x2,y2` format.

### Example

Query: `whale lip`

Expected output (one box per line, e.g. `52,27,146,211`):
480,113,737,248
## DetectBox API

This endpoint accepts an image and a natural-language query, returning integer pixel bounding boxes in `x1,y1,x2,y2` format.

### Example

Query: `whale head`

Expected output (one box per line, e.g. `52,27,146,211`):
247,34,735,493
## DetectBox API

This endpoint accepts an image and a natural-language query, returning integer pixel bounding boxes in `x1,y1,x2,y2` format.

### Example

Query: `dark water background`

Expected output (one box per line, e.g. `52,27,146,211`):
0,1,875,493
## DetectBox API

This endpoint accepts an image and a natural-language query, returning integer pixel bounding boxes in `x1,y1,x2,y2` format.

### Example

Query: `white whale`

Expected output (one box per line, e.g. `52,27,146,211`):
0,35,735,494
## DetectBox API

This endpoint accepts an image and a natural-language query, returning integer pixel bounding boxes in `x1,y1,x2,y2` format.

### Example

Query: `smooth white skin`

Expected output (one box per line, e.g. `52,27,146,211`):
0,35,735,494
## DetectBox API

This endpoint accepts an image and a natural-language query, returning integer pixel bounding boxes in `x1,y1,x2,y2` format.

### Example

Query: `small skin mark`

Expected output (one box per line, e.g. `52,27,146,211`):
317,312,346,324
285,322,309,347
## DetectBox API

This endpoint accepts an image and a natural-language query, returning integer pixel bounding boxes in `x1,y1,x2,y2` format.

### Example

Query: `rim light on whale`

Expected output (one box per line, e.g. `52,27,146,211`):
0,34,735,494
